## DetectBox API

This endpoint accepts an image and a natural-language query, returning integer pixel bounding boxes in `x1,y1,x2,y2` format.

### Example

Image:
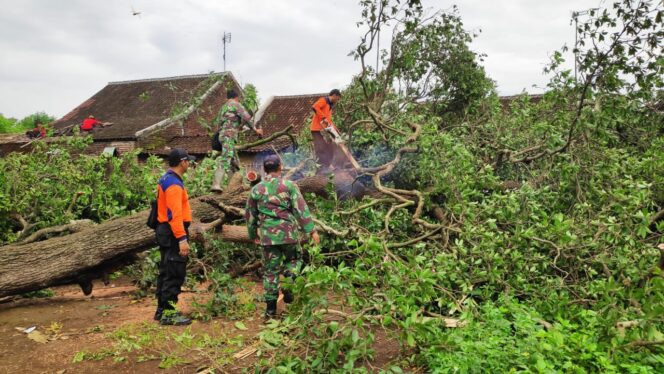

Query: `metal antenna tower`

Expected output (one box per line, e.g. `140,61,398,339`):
222,31,232,71
376,1,383,72
571,9,597,83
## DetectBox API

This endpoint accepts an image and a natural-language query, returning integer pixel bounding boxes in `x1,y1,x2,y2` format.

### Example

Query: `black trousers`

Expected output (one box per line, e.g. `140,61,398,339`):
311,131,335,169
311,131,345,170
155,223,189,310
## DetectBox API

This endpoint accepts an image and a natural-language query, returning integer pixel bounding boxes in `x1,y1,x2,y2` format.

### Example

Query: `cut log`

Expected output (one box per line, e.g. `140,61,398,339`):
0,172,357,297
0,210,158,298
218,224,252,243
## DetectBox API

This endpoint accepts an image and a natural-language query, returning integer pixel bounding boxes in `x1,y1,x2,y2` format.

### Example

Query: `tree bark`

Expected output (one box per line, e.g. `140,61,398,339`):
0,210,158,298
0,172,357,297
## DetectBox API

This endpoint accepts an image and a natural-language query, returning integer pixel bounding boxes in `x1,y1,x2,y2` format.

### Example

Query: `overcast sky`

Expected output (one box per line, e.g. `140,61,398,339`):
0,0,601,119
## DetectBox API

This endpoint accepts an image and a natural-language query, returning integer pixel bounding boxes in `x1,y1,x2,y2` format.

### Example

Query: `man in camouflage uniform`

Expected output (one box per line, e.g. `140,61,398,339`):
245,155,320,318
211,89,263,192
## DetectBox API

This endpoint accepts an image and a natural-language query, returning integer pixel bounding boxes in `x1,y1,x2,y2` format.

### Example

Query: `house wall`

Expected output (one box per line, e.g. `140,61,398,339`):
239,153,258,169
84,140,137,155
0,138,136,157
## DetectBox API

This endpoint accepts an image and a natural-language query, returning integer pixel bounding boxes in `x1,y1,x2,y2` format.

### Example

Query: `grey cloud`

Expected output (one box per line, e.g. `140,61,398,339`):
1,0,601,118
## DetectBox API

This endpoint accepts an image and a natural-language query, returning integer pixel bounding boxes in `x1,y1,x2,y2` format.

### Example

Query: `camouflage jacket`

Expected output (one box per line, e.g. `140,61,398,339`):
245,174,315,246
216,100,257,138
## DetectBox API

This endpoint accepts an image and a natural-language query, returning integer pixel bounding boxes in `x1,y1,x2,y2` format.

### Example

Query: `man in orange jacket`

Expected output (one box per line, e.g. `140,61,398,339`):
311,89,342,171
154,148,195,325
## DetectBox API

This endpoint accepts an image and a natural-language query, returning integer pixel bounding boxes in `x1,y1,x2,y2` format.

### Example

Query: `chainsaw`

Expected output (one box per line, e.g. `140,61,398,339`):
322,125,344,144
322,124,361,170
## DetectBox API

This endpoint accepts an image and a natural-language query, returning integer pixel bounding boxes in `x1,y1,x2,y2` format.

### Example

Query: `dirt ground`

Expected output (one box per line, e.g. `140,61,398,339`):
0,277,401,373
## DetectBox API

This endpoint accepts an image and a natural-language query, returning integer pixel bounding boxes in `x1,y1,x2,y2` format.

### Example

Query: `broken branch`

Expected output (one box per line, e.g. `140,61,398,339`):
20,219,96,244
236,125,295,151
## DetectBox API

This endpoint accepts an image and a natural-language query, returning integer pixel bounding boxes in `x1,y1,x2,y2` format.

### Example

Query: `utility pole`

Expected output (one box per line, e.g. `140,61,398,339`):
222,31,232,71
572,11,580,83
376,1,383,72
572,9,597,84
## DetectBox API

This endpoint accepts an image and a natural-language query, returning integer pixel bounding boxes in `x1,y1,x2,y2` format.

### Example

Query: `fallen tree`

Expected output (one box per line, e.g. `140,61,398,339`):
0,170,363,298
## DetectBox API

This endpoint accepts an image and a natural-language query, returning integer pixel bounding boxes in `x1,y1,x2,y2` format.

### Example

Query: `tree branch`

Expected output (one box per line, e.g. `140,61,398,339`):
235,124,295,151
313,218,350,237
19,220,96,244
387,227,442,248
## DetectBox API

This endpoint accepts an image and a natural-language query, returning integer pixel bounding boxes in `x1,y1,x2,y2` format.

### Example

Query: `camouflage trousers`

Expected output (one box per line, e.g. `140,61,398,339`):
261,244,302,302
214,135,237,186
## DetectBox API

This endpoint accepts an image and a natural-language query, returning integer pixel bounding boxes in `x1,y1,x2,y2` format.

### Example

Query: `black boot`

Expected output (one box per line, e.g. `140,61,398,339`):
153,307,164,321
264,300,277,319
282,272,296,304
78,279,93,295
160,311,192,326
282,289,294,304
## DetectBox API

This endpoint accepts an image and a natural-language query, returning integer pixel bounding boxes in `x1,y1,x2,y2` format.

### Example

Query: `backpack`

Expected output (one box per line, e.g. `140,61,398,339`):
146,200,158,229
146,189,159,230
211,130,223,151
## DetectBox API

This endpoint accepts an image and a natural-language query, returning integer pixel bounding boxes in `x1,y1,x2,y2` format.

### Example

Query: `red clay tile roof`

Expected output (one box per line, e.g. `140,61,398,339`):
240,93,326,153
52,73,233,140
150,136,211,156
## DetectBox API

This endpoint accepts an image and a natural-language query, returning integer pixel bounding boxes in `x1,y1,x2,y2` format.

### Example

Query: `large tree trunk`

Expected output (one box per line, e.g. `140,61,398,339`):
0,210,157,298
0,172,359,298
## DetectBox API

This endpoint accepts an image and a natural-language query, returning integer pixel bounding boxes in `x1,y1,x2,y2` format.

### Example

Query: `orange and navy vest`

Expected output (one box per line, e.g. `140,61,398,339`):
157,170,192,241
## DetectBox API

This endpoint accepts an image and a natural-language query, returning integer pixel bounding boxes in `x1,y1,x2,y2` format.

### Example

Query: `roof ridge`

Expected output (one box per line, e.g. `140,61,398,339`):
499,93,544,99
108,72,227,85
272,93,327,99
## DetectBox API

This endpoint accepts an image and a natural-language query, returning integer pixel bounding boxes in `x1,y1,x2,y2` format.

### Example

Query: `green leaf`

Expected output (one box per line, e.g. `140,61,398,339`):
406,333,416,347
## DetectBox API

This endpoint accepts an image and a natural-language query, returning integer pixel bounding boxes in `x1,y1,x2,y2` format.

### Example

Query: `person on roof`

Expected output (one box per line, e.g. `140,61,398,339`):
80,115,111,133
80,115,99,132
26,121,46,139
210,89,263,192
153,148,196,326
311,89,343,172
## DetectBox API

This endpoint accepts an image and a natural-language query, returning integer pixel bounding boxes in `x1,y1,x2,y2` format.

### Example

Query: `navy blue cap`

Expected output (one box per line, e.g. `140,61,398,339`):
168,148,195,166
263,154,281,169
